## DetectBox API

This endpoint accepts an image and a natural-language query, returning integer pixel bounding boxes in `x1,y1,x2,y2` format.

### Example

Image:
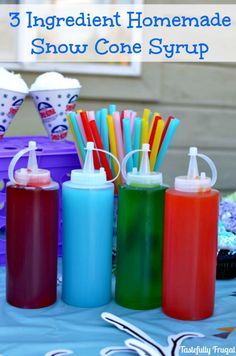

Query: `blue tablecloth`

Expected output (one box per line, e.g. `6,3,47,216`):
0,260,236,356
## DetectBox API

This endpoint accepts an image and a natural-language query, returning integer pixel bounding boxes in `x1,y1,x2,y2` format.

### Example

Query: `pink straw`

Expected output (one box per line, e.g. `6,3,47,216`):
130,111,137,137
88,111,96,121
123,110,131,119
113,111,125,164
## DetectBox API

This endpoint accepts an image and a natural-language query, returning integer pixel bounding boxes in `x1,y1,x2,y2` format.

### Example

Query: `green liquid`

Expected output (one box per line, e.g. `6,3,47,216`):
115,184,167,310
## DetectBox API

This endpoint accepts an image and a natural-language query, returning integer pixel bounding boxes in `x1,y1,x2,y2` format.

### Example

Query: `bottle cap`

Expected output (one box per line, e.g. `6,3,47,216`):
8,141,51,187
175,146,217,192
122,143,163,186
70,141,120,186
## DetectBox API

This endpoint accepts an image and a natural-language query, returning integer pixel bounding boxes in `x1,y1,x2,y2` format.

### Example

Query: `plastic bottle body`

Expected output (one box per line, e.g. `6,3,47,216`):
163,188,219,320
115,184,167,310
6,183,59,309
62,182,114,307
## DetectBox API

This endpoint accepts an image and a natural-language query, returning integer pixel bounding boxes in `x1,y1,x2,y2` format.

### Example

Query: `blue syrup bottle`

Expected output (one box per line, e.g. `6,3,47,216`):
62,142,120,307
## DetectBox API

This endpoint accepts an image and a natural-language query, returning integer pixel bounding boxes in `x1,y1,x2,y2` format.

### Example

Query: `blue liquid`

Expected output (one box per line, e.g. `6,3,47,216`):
62,182,114,307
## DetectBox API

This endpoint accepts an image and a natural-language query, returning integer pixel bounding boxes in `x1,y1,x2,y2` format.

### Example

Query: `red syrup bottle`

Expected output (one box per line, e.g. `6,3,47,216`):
163,147,219,320
6,141,59,308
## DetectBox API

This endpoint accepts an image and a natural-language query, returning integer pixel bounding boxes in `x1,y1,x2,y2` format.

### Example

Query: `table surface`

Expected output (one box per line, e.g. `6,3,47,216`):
0,260,236,356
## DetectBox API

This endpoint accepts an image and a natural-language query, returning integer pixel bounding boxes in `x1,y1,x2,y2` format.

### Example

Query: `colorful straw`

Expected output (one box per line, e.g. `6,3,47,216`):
67,113,84,167
149,112,160,139
95,110,101,134
68,104,180,185
107,115,121,186
133,117,142,169
88,110,96,121
113,111,124,164
80,111,100,169
100,109,109,150
143,108,150,121
158,116,174,153
130,111,137,136
120,110,125,135
123,118,133,172
123,110,131,119
141,108,150,146
88,115,113,181
154,118,180,171
140,113,149,164
148,111,153,128
109,104,117,115
70,113,86,160
76,113,87,145
149,115,161,151
150,119,164,171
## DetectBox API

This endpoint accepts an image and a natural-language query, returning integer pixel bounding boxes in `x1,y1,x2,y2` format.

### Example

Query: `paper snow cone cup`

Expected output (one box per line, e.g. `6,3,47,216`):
0,89,26,139
30,87,80,141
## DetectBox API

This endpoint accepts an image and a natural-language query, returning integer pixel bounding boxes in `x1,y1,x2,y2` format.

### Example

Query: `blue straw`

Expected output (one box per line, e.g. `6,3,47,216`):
69,112,86,161
154,118,180,172
95,110,101,134
109,104,117,115
101,108,108,117
100,108,109,152
133,117,142,169
123,118,133,172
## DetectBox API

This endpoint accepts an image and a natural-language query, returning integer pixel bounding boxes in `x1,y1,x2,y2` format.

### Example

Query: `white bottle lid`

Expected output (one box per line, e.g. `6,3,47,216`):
71,168,107,186
8,141,51,187
122,143,163,186
175,147,217,193
70,142,120,186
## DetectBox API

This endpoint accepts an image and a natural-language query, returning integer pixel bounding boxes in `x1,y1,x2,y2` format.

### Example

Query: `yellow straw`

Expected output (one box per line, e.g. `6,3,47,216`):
148,112,160,139
141,117,149,145
150,119,165,171
107,114,121,186
141,108,150,144
139,111,150,165
67,114,83,166
143,108,150,121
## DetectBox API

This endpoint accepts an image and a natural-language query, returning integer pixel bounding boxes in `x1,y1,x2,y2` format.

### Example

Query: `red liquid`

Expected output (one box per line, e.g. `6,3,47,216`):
163,188,219,320
6,184,58,308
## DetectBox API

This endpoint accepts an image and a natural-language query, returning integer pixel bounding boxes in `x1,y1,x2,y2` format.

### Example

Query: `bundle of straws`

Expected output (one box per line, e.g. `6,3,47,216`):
67,104,180,188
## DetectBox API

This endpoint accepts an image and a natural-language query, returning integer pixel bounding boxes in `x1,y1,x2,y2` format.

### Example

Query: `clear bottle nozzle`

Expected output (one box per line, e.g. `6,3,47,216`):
121,143,162,186
139,143,151,175
27,141,38,173
187,146,217,186
8,140,38,184
175,146,217,192
84,142,95,174
187,146,217,187
8,140,51,187
71,141,120,185
187,146,199,179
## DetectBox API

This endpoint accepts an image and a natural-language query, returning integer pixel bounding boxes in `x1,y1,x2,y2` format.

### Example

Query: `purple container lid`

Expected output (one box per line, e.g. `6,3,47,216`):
0,135,77,156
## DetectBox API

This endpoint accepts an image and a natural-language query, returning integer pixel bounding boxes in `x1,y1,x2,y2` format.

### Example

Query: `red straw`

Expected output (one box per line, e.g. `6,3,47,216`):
120,110,126,136
89,119,113,181
120,110,126,120
158,116,174,153
149,116,161,152
80,112,100,169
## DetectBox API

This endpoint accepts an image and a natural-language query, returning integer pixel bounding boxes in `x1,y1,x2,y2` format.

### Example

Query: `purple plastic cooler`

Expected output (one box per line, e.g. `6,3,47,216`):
0,136,79,265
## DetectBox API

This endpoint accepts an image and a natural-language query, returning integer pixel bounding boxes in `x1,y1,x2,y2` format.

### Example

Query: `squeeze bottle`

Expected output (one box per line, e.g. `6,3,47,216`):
163,147,219,320
6,141,59,308
115,143,167,310
62,142,120,307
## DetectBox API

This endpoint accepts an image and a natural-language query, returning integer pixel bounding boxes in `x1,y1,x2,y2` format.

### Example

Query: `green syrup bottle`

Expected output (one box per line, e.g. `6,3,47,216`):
115,143,167,310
